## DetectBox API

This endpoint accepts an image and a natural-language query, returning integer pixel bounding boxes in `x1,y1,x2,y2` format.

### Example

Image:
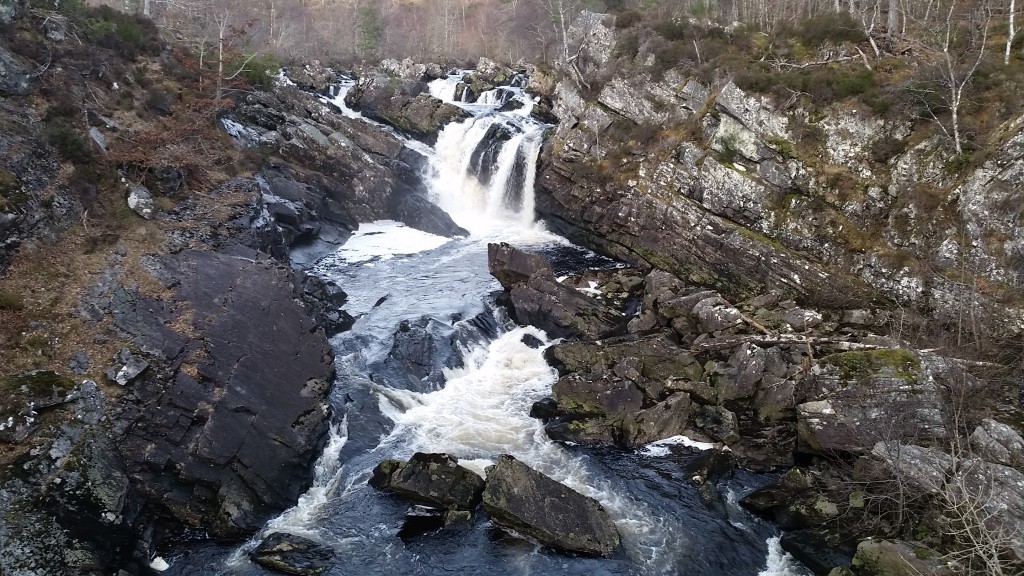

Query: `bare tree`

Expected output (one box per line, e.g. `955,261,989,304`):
1006,0,1016,64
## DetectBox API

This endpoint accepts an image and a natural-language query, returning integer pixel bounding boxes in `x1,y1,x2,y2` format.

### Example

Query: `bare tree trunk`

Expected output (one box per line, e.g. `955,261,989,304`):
942,0,989,155
887,0,899,39
1006,0,1016,64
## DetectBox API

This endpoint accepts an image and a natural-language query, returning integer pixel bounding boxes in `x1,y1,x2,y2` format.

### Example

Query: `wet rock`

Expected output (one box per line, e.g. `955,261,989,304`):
482,454,619,557
250,532,335,576
369,453,485,511
114,249,335,539
552,372,643,420
691,404,739,443
547,333,703,381
621,392,692,447
127,185,155,219
374,317,461,392
521,333,545,349
529,397,558,420
388,189,468,238
780,530,853,575
487,242,554,289
509,269,624,340
344,74,469,143
300,275,354,337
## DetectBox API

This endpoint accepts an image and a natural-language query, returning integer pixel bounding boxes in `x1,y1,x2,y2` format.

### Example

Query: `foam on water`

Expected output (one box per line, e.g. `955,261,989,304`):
759,536,807,576
334,220,452,264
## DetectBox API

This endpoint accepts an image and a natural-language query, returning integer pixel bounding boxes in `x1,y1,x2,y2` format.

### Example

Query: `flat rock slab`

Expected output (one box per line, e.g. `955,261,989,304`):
370,452,485,511
482,454,619,557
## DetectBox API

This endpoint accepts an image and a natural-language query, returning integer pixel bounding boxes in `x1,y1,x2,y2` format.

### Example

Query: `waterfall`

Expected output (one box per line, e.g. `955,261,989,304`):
163,66,808,576
424,71,547,234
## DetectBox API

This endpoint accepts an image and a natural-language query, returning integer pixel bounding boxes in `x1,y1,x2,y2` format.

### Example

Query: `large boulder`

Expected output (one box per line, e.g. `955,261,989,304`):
481,455,620,557
487,242,553,289
864,442,1024,565
851,539,952,576
969,419,1024,468
508,269,624,340
795,349,947,455
369,453,485,511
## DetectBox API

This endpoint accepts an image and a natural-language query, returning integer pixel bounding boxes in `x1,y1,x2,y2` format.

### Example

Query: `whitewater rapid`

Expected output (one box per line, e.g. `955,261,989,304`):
162,67,810,576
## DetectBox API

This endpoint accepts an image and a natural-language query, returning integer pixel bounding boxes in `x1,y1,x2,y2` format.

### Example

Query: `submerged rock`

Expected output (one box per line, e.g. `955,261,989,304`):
481,454,619,557
370,452,485,511
250,533,335,576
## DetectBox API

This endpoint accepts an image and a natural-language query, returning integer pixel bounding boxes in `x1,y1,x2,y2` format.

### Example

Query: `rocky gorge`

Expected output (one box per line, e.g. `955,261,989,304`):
0,3,1022,576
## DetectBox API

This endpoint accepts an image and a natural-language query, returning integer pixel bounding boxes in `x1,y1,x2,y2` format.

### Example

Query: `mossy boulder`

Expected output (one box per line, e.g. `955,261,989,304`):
852,539,953,576
369,452,485,511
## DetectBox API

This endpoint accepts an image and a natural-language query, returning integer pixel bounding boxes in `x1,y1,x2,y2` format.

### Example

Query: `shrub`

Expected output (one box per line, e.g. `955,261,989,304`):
614,32,640,60
44,119,92,165
798,12,867,46
870,136,906,164
615,10,642,29
653,20,692,42
235,53,281,90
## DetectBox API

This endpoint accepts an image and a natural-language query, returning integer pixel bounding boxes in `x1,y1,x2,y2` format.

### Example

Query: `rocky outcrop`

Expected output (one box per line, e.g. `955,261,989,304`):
481,454,620,557
344,74,469,143
795,349,948,455
369,453,485,511
0,378,143,575
222,83,466,266
864,441,1024,565
108,247,336,539
488,243,626,340
0,96,65,272
538,11,1024,339
509,269,625,340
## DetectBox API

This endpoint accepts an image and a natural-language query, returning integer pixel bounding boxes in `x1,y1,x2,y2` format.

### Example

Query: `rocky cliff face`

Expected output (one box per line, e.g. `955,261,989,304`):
0,14,400,575
536,12,1024,342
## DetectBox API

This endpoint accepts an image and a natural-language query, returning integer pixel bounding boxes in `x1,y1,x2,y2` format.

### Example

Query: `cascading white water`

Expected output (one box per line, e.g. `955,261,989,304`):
424,71,546,234
168,67,811,576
